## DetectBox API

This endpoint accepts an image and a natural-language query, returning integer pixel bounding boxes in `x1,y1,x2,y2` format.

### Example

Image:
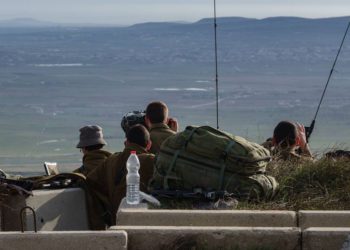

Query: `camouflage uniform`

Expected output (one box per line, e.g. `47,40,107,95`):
149,123,176,154
74,149,111,176
272,147,313,162
86,143,155,229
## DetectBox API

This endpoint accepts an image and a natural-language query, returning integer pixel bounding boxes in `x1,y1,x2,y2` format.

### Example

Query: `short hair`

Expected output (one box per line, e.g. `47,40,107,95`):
146,101,168,124
126,124,150,148
273,121,297,148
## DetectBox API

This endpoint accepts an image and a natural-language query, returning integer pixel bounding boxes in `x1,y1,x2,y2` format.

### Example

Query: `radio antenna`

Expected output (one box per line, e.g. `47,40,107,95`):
213,0,219,129
306,20,350,141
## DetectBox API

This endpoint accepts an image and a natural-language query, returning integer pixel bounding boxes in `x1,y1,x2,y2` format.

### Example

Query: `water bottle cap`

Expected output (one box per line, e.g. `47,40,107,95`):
130,150,137,154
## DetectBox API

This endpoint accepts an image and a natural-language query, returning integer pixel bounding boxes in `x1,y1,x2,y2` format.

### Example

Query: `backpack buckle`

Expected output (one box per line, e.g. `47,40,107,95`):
205,191,216,200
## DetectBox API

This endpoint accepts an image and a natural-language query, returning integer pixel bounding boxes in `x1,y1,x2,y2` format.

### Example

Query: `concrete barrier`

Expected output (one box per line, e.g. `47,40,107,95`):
299,211,350,229
0,231,127,250
116,209,297,227
1,188,88,231
302,227,350,250
110,226,301,250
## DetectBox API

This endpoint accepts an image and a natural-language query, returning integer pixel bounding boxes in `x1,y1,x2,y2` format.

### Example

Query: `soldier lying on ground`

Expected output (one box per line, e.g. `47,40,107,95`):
86,124,155,229
263,121,313,161
145,101,178,154
74,125,111,176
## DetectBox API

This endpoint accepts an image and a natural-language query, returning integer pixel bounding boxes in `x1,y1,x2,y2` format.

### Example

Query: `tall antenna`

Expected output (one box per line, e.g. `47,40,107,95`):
213,0,219,129
306,20,350,141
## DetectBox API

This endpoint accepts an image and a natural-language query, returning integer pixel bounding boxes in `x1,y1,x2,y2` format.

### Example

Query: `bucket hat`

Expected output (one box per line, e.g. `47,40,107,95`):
76,125,107,148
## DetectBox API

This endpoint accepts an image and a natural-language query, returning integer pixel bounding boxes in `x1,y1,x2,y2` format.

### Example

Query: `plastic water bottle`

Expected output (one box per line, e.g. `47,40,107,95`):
126,151,140,205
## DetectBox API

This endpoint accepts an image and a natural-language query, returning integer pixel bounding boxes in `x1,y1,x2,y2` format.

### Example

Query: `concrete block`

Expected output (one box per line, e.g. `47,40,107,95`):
1,188,88,231
118,198,148,210
302,227,350,250
26,188,89,231
299,211,350,229
116,209,297,227
0,231,127,250
110,226,301,250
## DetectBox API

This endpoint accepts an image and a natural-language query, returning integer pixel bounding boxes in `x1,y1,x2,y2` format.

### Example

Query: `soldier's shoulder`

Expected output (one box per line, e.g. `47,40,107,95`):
167,129,176,135
104,152,122,164
138,153,155,161
106,151,120,159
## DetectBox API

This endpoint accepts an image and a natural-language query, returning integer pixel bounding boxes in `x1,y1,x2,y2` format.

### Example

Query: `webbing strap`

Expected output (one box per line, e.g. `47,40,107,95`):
163,127,199,189
163,149,181,189
183,127,200,147
218,140,236,190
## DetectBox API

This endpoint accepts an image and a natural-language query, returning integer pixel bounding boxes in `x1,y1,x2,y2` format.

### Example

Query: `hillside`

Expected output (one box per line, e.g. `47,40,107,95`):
0,16,349,67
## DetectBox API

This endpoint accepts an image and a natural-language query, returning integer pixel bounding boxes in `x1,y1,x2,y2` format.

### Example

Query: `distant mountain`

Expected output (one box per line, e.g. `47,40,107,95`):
0,18,59,27
129,21,185,29
0,16,349,67
196,16,256,24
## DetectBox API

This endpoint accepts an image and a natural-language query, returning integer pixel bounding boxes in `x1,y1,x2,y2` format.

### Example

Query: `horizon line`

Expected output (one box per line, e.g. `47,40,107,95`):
0,15,349,27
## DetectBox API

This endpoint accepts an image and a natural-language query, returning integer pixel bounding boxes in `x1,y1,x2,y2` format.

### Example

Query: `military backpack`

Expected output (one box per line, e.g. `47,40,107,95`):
150,126,278,200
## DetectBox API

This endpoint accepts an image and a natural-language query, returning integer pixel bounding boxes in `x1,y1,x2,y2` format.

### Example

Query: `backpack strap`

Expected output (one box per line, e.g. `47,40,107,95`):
218,140,236,190
163,127,199,189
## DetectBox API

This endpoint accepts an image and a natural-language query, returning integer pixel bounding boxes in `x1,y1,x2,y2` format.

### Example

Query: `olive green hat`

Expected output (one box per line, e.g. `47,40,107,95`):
76,125,107,148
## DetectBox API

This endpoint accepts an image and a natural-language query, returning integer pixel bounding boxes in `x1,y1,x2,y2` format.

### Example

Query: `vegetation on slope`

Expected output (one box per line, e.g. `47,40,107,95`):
157,158,350,210
255,158,350,210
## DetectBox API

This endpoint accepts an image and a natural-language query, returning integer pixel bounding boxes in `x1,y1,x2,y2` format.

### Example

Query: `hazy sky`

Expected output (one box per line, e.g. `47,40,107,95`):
1,0,350,25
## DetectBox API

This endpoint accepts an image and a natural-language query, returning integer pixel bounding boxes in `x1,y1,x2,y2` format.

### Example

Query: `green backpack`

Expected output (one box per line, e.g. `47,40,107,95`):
150,126,278,200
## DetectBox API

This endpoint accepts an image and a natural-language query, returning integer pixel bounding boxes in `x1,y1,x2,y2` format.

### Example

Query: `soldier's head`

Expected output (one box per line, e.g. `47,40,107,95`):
120,110,146,134
126,124,152,150
272,121,297,149
76,125,107,154
145,101,169,127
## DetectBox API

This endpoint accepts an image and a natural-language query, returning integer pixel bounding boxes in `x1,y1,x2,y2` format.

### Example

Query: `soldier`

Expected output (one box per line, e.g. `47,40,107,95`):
270,120,313,161
145,101,178,154
74,125,111,176
86,124,155,229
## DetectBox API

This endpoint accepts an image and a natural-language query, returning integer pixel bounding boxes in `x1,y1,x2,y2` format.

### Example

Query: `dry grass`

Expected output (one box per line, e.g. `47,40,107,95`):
238,158,350,210
156,158,350,210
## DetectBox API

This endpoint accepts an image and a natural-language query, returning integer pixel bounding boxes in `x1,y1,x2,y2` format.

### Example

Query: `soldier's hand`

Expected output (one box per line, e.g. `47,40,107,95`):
168,118,178,132
295,122,307,150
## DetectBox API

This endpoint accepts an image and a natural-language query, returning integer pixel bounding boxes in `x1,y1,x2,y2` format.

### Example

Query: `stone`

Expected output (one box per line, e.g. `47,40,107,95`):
299,211,350,229
110,226,300,250
303,227,350,250
0,231,127,250
116,209,297,227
